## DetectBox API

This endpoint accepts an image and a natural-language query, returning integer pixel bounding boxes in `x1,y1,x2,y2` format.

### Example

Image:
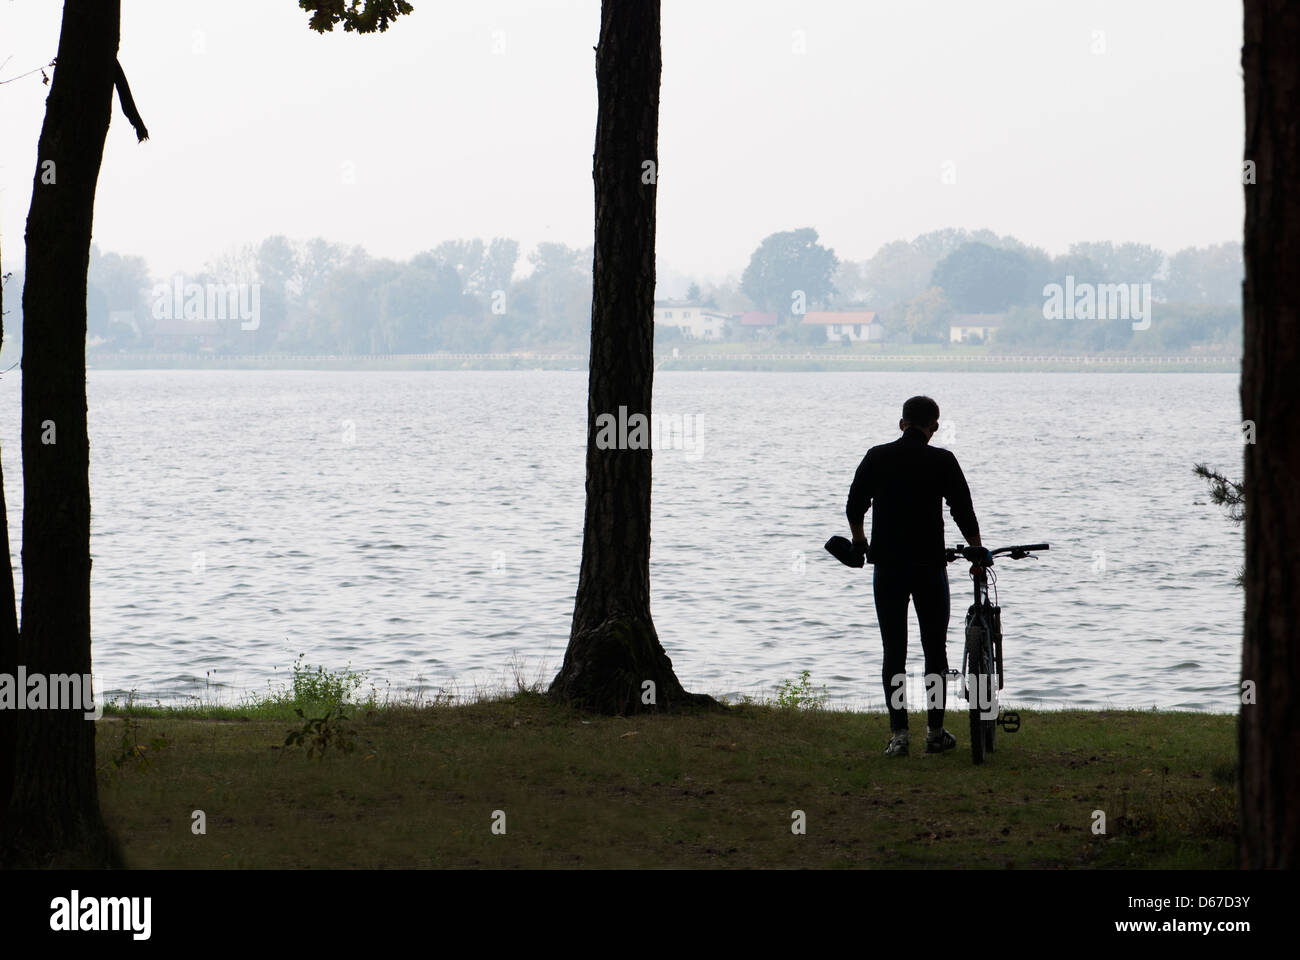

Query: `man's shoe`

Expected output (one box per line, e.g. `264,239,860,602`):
924,728,956,754
884,730,910,757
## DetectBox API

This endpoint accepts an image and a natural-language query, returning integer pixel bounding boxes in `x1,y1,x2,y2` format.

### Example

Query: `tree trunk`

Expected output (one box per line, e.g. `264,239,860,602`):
2,0,123,867
1240,0,1300,869
549,0,717,715
0,231,20,811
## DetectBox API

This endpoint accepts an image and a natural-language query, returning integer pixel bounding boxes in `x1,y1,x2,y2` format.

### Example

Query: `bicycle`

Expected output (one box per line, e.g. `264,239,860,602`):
944,542,1049,764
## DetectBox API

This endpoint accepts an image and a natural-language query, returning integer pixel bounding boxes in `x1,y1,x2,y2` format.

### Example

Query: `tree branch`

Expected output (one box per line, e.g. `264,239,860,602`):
1193,462,1246,523
299,0,414,34
113,59,148,142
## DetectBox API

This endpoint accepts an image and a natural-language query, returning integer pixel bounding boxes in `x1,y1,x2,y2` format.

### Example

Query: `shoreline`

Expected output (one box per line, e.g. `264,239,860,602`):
80,351,1240,374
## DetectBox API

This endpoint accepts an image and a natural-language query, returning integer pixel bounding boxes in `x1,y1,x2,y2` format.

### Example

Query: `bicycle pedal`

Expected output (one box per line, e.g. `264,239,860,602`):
996,710,1021,733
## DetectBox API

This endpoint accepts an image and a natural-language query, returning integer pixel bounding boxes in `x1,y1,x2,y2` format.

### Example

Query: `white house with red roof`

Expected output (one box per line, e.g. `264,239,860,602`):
801,311,883,342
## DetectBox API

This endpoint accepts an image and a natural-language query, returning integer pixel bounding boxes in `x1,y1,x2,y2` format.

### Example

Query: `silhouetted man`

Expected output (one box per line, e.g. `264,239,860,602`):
846,395,989,757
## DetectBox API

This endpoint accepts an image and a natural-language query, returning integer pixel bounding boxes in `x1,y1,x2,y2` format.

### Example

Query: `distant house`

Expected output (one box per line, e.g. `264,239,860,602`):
736,312,777,339
949,314,1005,343
654,300,730,341
801,311,883,342
152,318,228,352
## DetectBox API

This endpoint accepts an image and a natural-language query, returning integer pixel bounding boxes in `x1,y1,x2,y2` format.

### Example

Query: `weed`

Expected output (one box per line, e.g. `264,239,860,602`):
101,693,169,779
774,670,828,710
283,706,355,759
286,654,369,706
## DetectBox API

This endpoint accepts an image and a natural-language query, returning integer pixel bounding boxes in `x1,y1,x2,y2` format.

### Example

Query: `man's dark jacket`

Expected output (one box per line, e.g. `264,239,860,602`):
846,426,981,566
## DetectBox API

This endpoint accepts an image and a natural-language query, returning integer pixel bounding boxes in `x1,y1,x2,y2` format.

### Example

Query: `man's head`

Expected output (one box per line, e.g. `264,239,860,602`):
899,395,940,440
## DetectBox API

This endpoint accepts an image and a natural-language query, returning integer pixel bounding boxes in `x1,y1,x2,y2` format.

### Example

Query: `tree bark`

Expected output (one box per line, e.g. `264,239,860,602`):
0,229,19,811
1240,0,1300,869
2,0,123,867
549,0,718,715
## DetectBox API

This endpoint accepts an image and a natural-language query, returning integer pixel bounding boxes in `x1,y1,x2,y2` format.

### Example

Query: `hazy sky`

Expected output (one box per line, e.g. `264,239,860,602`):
0,0,1244,290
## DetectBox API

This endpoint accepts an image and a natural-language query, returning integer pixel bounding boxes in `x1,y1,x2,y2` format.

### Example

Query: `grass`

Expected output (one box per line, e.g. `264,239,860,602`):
95,665,1238,869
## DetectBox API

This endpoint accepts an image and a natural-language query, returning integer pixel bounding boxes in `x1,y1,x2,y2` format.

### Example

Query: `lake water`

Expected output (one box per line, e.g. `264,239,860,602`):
0,370,1245,713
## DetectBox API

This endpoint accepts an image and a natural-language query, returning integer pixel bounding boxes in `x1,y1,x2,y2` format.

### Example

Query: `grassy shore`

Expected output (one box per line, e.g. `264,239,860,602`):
97,684,1237,869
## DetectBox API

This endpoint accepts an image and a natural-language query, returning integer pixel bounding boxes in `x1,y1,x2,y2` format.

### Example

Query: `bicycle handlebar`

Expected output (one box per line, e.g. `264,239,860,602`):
991,543,1050,557
945,543,1049,564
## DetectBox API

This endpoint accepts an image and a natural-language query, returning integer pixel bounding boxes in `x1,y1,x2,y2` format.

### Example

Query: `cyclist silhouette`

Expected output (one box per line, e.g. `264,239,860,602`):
845,395,991,757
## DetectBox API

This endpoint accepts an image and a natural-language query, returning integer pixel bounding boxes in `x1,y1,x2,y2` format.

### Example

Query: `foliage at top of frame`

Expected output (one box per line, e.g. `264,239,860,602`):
299,0,414,34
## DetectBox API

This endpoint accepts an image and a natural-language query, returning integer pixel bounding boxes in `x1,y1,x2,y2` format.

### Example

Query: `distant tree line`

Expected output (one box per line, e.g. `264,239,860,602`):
0,228,1241,356
2,236,593,355
722,226,1242,350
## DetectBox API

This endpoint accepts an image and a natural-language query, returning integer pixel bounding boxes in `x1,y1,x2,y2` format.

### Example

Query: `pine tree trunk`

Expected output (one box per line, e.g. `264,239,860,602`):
1240,0,1300,869
0,228,19,811
2,0,122,867
549,0,718,715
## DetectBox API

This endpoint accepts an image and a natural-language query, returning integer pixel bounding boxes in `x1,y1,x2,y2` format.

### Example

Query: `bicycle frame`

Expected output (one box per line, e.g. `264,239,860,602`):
946,542,1048,763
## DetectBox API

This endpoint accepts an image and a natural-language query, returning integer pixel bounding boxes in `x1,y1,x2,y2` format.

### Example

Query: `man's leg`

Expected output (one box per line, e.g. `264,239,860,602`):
912,564,952,732
872,564,910,732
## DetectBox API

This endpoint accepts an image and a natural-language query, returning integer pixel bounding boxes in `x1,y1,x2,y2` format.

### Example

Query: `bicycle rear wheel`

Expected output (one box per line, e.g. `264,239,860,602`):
967,632,995,765
966,635,989,765
969,703,984,764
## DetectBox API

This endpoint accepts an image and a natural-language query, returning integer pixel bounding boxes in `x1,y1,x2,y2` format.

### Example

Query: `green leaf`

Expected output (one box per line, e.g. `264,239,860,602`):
298,0,415,34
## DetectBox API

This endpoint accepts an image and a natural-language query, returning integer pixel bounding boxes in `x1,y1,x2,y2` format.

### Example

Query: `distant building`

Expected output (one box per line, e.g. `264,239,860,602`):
152,318,228,352
949,314,1005,343
736,312,778,339
654,300,730,341
801,311,883,342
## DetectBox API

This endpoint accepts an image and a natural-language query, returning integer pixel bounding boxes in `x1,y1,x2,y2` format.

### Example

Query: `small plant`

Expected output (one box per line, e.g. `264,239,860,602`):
101,693,169,778
289,654,369,706
774,670,828,710
284,706,355,759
